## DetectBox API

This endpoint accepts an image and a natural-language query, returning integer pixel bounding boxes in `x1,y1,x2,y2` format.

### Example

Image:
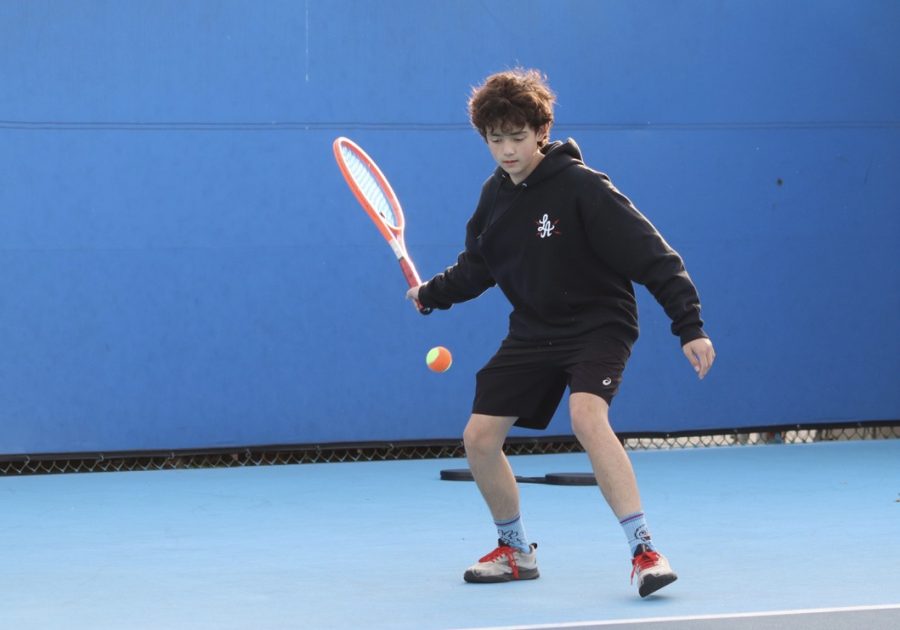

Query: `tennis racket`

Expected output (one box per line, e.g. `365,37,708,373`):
332,137,431,315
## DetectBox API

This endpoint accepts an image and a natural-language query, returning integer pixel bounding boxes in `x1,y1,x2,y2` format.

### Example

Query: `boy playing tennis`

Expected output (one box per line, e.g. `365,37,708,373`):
407,68,715,597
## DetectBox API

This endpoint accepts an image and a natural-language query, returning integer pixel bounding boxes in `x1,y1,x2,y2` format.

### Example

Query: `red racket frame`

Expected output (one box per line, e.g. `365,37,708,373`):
333,137,430,314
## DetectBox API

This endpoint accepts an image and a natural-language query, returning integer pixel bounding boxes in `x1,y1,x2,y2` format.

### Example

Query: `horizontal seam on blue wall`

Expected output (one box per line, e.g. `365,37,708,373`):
1,120,899,132
0,121,470,131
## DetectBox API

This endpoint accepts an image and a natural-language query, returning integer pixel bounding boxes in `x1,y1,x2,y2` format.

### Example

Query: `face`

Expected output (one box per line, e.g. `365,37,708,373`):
486,124,547,185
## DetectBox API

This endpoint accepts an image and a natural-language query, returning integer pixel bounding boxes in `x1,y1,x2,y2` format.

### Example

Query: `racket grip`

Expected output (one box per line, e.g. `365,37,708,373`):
399,257,432,315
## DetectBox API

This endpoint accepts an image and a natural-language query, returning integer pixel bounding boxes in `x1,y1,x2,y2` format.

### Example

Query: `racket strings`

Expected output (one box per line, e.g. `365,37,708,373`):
340,147,398,228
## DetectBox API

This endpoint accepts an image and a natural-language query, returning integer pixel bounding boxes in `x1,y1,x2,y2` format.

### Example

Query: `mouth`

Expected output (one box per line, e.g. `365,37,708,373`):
502,160,518,167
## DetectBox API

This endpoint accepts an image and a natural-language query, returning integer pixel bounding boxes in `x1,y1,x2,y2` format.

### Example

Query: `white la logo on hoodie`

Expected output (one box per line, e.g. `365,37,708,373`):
536,213,561,238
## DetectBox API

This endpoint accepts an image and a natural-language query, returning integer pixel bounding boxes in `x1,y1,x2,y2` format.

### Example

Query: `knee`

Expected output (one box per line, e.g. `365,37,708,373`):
570,412,595,441
463,415,507,458
569,394,610,440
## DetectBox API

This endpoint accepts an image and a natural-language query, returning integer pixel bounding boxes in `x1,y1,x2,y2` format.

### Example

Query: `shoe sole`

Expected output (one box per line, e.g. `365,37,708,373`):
464,568,540,583
639,572,677,597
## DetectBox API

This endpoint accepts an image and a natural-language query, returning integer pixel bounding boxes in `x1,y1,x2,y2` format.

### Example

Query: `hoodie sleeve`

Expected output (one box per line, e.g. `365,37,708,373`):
584,174,707,345
417,214,496,309
417,182,498,310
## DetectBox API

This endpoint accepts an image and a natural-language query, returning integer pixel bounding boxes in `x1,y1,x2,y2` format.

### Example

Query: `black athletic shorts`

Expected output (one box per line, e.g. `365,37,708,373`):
472,331,632,430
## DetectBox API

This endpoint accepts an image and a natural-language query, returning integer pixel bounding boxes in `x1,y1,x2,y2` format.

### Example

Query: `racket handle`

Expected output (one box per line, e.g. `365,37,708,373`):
399,257,432,315
408,293,432,315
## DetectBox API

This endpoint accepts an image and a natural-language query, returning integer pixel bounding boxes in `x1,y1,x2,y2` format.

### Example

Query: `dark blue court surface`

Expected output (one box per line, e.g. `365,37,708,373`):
1,440,897,629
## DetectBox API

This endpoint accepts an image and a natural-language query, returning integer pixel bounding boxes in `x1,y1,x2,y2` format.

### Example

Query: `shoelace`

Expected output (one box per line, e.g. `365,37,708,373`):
479,545,520,579
630,549,661,584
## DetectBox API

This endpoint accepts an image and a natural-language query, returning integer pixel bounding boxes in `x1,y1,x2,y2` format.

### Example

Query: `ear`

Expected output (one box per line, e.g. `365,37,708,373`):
537,124,550,144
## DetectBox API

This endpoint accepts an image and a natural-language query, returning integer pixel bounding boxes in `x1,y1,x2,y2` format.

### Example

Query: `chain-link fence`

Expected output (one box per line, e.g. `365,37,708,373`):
1,422,896,476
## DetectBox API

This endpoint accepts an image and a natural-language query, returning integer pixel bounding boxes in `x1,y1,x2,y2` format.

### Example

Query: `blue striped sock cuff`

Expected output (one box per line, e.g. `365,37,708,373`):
494,515,521,527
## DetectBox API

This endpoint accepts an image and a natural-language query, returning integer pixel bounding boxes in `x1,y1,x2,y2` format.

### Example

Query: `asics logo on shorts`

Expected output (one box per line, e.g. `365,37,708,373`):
602,377,613,386
536,213,561,238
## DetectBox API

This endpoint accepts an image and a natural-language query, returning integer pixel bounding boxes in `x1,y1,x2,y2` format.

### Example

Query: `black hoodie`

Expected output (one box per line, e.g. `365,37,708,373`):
418,139,707,346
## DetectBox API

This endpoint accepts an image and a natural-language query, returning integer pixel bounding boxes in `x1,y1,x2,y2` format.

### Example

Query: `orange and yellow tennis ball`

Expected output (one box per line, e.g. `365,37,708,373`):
426,346,453,372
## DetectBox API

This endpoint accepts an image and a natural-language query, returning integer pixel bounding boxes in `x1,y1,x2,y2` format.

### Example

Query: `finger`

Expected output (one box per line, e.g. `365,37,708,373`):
698,352,710,379
684,346,701,374
699,347,716,379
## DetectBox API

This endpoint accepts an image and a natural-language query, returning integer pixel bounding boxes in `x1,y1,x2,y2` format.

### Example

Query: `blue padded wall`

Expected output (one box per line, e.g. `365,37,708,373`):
1,1,898,454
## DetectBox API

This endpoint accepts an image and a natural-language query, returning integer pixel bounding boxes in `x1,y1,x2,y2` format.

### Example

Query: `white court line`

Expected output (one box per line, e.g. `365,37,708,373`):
449,603,900,630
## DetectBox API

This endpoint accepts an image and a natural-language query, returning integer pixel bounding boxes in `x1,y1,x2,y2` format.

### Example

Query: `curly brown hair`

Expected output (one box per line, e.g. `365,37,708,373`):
468,68,556,146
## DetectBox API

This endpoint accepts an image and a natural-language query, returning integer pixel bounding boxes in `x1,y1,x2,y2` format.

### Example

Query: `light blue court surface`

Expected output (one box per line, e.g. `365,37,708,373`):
1,440,897,629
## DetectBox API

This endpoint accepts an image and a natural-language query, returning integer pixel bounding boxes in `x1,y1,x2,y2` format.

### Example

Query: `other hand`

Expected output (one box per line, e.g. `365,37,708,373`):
683,337,715,380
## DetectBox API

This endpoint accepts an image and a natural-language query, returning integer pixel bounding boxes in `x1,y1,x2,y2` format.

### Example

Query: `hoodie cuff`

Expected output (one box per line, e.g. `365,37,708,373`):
417,282,450,311
678,327,708,347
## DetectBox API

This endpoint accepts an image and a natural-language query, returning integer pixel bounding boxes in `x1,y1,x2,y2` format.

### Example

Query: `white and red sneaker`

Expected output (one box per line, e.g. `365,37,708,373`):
463,540,539,583
631,544,678,597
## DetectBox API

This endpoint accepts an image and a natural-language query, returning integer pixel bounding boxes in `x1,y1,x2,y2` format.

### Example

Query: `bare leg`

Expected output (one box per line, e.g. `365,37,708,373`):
462,414,519,521
461,414,541,583
570,393,678,596
569,392,642,518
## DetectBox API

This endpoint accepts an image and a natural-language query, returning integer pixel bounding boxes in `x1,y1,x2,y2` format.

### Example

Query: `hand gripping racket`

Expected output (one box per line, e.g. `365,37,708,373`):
333,137,431,315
